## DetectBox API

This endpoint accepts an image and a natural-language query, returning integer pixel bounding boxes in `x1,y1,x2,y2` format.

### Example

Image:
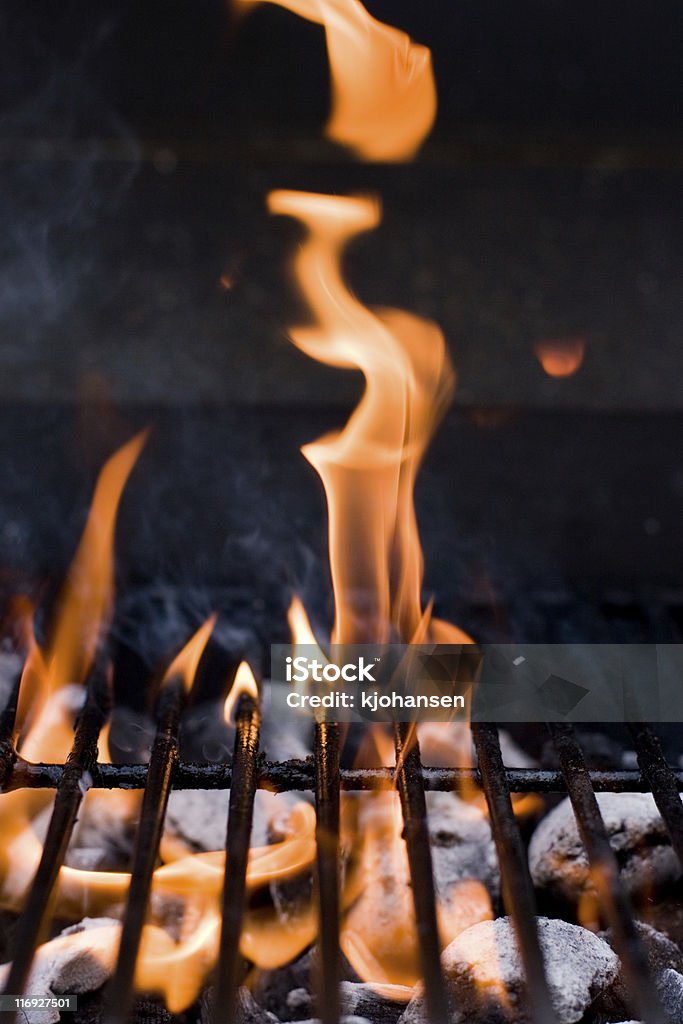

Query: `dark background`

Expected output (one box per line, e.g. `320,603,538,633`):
1,1,683,661
5,1,683,143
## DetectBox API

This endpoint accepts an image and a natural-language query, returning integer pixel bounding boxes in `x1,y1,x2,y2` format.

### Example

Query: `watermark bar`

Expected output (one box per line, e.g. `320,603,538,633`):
269,644,683,722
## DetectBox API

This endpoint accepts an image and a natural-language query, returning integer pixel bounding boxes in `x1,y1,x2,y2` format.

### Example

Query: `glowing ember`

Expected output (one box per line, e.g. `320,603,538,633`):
534,336,586,378
239,0,436,161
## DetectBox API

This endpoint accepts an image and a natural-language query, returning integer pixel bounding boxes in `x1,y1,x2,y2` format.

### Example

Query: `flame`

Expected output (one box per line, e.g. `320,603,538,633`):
341,788,493,990
534,336,586,378
16,433,146,765
287,595,320,647
44,433,147,707
239,0,436,161
0,795,325,1007
0,436,146,892
223,660,259,723
269,190,463,646
163,614,216,693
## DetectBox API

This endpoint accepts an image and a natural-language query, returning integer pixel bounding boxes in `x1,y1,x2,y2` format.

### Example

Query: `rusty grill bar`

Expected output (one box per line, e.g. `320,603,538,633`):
393,722,449,1024
9,760,683,792
215,690,262,1024
471,723,557,1024
313,720,342,1024
104,674,187,1024
1,694,683,1024
548,722,667,1023
2,657,111,1002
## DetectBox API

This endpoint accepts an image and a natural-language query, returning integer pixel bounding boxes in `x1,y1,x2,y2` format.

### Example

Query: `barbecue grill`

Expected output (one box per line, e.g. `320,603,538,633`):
3,3,683,1024
1,649,682,1024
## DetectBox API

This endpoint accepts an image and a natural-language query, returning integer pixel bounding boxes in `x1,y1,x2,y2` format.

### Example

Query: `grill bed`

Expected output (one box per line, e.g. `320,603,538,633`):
1,664,682,1024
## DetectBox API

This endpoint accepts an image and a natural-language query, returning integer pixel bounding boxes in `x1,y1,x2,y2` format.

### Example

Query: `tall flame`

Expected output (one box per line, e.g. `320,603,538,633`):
239,0,436,161
44,432,147,701
0,435,147,912
269,190,456,644
16,432,146,764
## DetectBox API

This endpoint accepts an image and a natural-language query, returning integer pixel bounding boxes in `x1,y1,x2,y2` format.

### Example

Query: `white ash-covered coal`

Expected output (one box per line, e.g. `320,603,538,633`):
529,793,682,905
398,917,620,1024
0,918,120,1024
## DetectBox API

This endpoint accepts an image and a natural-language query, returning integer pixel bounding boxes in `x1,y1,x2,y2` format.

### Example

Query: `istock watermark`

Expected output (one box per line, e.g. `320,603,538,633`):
272,644,477,722
285,655,378,683
269,643,683,722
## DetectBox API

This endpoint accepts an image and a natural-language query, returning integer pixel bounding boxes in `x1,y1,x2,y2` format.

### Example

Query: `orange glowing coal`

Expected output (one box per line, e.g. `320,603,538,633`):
534,335,586,378
239,0,436,161
223,659,259,723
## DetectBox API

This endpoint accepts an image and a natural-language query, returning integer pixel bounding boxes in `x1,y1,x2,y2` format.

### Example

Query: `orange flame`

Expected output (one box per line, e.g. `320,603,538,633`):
45,432,147,701
534,336,586,378
269,190,459,645
239,0,436,161
163,614,216,693
287,595,320,647
340,730,493,990
223,660,259,723
16,433,146,764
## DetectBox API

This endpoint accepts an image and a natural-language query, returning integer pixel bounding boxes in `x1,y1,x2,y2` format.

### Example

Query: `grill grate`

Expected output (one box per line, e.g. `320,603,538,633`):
104,668,187,1024
215,690,261,1024
1,672,683,1024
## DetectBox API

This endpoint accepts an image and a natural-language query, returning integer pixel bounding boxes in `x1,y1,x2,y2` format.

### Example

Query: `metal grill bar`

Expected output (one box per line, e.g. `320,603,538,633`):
104,676,186,1024
471,723,557,1024
393,722,449,1024
0,668,21,789
6,761,680,793
548,722,666,1024
313,720,341,1024
629,722,683,865
214,692,261,1024
1,661,110,1003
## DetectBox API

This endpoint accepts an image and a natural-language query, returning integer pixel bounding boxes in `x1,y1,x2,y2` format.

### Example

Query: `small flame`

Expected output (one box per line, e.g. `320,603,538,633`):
239,0,436,161
223,660,259,724
287,595,319,647
534,336,586,378
162,615,216,693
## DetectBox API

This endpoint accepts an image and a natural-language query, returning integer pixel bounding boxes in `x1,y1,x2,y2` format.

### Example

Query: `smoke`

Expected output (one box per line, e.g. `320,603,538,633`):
0,4,140,339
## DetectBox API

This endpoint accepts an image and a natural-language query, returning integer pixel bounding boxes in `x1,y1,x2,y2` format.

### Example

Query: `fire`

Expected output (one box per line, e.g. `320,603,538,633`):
534,336,586,377
0,435,146,905
223,660,259,723
17,432,146,765
162,614,217,693
268,189,469,647
0,0,513,1009
337,730,494,993
239,0,436,161
287,594,319,647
